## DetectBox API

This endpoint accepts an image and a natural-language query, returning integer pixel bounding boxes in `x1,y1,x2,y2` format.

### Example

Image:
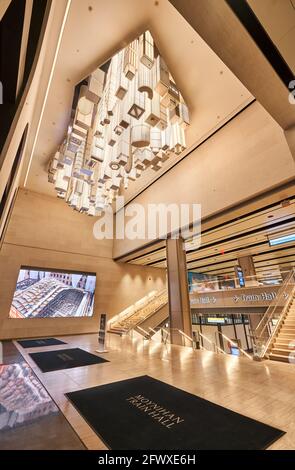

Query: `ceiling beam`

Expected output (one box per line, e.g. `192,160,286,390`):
169,0,295,130
16,0,33,99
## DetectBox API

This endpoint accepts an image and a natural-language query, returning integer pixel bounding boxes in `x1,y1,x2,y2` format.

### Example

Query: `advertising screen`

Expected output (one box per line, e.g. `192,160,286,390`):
9,267,96,318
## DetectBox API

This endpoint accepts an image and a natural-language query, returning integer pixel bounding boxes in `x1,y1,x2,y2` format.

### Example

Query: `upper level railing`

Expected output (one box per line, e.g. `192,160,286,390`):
252,269,295,359
188,272,289,293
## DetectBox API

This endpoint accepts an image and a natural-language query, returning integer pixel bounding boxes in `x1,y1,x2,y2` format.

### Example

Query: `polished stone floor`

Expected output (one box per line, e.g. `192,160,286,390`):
0,341,85,450
2,333,295,449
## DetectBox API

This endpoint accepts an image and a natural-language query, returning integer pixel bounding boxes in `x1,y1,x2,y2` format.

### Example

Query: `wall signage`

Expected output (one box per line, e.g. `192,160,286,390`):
233,292,278,303
207,317,225,324
190,285,289,309
96,313,108,353
191,296,217,305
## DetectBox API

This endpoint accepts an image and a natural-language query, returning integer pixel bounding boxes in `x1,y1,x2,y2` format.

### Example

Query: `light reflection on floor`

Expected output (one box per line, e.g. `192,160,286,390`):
0,362,58,431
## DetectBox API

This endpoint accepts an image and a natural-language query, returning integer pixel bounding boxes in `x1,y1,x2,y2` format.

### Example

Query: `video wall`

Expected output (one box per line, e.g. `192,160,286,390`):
9,267,96,318
188,272,219,293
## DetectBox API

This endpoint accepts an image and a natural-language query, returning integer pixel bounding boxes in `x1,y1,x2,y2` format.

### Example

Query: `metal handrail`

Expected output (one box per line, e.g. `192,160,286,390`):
260,289,295,357
255,269,294,338
216,331,252,360
178,329,193,343
148,326,157,335
160,327,170,345
109,290,157,327
263,299,294,355
136,325,150,337
198,332,226,354
251,269,295,359
132,292,168,327
188,272,289,292
109,288,168,331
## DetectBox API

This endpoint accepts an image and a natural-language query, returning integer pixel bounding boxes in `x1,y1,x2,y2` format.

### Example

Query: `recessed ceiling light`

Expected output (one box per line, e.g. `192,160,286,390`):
109,162,120,171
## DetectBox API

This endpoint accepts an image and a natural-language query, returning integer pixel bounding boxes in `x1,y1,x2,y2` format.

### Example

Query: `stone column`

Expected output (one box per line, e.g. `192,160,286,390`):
280,264,293,281
237,255,259,287
166,237,192,346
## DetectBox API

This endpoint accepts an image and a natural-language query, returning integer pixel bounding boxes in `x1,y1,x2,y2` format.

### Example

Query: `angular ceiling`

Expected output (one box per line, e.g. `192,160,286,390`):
248,0,295,74
23,0,252,202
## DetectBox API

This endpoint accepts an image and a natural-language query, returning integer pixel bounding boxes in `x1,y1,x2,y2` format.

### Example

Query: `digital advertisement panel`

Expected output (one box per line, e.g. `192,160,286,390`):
9,267,96,318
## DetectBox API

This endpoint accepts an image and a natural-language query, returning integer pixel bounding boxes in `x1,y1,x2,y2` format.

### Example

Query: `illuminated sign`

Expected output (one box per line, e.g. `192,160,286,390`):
236,266,245,287
207,317,225,324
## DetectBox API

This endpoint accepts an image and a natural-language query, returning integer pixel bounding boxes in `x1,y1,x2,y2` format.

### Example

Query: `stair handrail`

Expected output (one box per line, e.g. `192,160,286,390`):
262,295,295,358
198,331,226,354
253,269,295,358
188,271,291,292
216,331,252,360
160,326,170,345
132,291,168,328
114,290,168,334
136,325,150,337
255,270,294,336
109,289,167,329
109,290,156,328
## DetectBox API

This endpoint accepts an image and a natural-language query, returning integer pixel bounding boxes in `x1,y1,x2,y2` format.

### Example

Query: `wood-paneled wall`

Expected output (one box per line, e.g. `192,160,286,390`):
0,189,166,339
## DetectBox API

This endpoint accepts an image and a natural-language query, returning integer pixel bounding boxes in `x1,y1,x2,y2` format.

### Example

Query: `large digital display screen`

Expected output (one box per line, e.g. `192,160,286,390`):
9,267,96,318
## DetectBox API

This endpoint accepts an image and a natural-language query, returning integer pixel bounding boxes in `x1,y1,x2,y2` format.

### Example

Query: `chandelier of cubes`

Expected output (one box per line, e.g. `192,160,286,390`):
48,31,190,216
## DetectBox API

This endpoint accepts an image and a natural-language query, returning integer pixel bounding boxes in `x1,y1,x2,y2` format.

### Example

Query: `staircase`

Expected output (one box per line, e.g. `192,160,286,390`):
252,269,295,363
108,289,168,336
134,303,169,338
269,294,295,363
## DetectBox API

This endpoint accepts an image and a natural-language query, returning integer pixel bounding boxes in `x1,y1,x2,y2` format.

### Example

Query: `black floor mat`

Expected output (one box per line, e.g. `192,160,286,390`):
18,338,66,348
29,348,109,372
66,375,285,450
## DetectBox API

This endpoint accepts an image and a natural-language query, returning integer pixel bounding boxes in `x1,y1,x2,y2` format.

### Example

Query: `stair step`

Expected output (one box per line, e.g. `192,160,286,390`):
274,338,295,345
279,328,295,334
269,353,291,363
271,348,294,357
274,344,295,351
276,335,295,341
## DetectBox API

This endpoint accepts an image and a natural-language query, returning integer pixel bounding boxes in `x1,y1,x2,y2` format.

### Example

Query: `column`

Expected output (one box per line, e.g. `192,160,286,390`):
248,313,263,335
166,237,192,345
237,255,259,287
280,264,293,281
